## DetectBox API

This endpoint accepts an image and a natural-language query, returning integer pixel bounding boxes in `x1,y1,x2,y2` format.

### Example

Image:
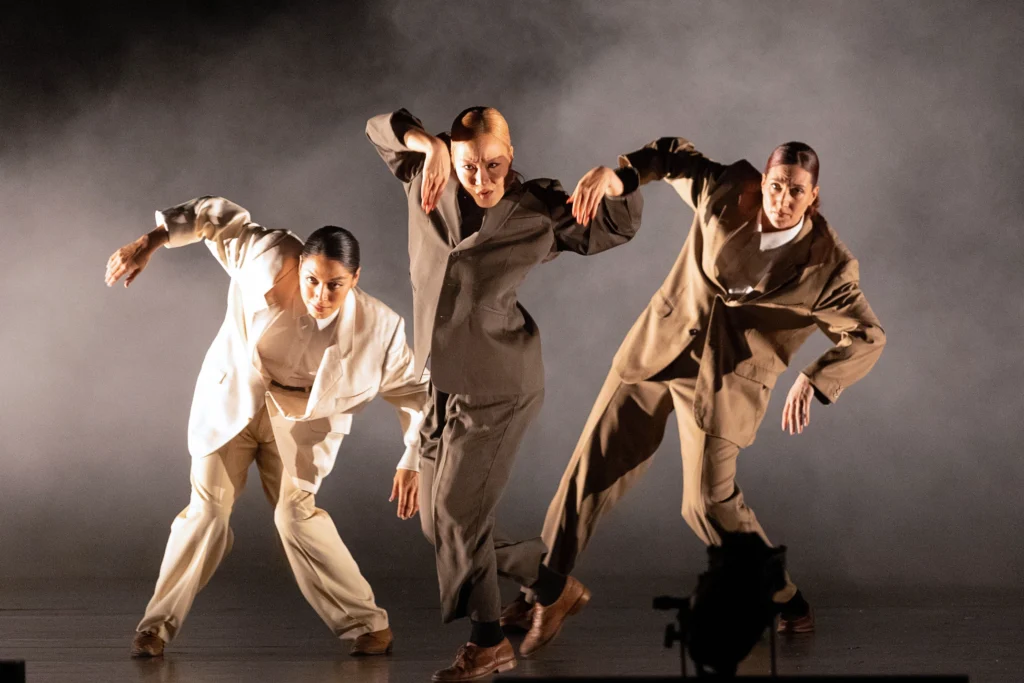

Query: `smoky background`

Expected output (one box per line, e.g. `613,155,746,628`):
1,0,1021,593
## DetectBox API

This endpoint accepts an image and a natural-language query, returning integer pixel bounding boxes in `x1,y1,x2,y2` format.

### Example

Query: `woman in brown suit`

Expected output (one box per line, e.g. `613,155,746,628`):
503,138,887,655
367,107,643,681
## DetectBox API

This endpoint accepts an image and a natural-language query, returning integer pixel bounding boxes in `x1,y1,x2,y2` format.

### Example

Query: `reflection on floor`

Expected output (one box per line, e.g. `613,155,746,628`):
0,577,1019,682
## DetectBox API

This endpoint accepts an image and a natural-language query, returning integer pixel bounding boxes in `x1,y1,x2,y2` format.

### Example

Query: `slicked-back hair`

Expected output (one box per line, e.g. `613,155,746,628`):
301,225,360,273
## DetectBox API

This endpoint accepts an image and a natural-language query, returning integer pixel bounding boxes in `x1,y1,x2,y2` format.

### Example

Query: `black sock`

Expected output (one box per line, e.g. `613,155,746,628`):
531,564,568,607
780,589,810,619
469,619,504,648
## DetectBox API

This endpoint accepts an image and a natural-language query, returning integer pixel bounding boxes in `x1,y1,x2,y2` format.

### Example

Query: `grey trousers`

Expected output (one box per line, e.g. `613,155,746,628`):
418,384,548,623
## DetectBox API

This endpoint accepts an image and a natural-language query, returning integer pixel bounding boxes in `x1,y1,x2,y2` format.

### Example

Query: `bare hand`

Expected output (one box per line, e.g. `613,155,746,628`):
105,231,162,288
420,136,451,214
781,373,814,435
567,166,624,226
389,468,420,520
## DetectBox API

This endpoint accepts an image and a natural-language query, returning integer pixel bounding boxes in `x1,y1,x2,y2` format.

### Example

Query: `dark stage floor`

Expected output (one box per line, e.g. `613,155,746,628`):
0,577,1019,682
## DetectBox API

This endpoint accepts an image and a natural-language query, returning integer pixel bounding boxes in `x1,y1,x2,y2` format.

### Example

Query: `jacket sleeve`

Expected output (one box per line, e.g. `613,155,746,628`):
548,174,644,256
377,316,430,471
365,108,432,183
156,195,299,278
618,137,727,211
802,258,887,405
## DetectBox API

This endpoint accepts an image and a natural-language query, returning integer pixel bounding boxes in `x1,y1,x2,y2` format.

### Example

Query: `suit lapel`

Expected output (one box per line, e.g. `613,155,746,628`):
306,288,359,411
434,174,462,246
454,180,525,252
745,215,820,302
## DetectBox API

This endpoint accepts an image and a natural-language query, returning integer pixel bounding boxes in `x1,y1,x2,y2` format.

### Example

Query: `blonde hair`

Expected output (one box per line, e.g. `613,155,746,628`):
450,106,512,150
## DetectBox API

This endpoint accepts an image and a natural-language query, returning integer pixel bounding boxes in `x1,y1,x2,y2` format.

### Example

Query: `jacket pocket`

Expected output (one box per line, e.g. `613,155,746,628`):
732,361,778,389
305,413,353,436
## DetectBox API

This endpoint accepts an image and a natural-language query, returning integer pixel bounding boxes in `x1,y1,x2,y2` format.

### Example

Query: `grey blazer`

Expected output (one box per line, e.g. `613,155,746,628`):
367,108,644,395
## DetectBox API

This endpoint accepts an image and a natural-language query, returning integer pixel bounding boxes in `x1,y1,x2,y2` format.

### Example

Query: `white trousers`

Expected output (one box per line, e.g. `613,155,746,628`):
136,404,388,642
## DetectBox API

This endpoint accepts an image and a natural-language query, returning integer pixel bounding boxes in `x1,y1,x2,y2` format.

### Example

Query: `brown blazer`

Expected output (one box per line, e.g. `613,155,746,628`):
367,109,644,395
613,137,886,448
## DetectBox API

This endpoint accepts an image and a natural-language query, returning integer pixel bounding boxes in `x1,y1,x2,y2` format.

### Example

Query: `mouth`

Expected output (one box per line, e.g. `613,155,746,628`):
477,189,494,199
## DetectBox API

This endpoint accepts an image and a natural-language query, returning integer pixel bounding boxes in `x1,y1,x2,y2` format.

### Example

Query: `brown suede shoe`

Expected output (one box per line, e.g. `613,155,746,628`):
778,607,816,634
349,626,394,656
520,576,591,657
499,594,534,632
432,638,516,681
130,631,165,658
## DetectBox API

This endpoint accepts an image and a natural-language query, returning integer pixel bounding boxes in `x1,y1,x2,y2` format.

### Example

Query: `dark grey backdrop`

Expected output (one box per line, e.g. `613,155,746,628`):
1,1,1021,591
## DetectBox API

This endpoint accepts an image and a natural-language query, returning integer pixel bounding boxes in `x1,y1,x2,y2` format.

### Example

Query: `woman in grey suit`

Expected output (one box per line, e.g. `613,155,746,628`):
367,107,643,681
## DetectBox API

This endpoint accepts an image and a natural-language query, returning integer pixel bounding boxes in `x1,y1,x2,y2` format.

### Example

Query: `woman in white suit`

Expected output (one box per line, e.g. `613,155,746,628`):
104,195,429,658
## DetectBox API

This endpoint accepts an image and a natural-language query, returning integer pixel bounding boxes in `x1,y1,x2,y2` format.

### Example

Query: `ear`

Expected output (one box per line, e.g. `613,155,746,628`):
508,145,515,164
760,172,768,189
811,185,820,203
351,266,361,288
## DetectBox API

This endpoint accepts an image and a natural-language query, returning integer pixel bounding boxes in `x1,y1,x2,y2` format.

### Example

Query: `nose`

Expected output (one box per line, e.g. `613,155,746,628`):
472,168,484,186
315,285,330,303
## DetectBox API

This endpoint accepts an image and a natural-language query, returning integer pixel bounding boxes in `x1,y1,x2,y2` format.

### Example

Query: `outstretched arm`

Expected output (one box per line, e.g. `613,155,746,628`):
104,196,298,288
549,167,644,255
378,316,430,519
618,137,727,211
366,108,452,213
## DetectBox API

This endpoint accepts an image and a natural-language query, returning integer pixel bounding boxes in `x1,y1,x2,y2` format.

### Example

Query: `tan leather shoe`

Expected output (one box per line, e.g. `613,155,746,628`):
520,576,590,657
130,631,165,658
350,627,394,656
499,594,534,632
777,606,815,634
432,638,516,681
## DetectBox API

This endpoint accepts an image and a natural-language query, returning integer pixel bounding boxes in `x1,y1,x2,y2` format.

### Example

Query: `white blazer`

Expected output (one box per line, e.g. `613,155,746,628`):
159,196,429,493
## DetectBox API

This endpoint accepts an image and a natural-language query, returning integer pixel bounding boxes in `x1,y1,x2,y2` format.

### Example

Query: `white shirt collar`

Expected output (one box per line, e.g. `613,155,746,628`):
314,305,341,330
758,215,804,251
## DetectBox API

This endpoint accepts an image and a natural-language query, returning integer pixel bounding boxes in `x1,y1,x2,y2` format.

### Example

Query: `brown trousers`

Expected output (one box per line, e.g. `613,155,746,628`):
417,384,548,623
540,351,797,601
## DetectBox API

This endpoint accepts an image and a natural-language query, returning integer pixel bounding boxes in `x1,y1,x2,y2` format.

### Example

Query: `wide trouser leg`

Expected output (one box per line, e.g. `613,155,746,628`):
418,384,548,590
253,406,388,639
539,368,675,576
668,377,798,601
429,389,545,623
136,421,257,643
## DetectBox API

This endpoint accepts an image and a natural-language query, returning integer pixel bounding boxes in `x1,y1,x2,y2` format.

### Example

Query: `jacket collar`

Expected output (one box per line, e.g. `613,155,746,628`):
453,178,525,252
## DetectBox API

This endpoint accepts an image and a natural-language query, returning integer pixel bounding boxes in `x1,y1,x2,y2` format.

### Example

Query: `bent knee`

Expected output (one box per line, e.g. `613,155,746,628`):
273,495,315,532
184,497,232,527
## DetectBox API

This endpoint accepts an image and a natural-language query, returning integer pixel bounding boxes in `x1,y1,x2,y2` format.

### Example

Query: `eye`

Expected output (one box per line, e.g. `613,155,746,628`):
463,164,476,171
792,188,804,195
327,282,342,291
305,276,318,285
487,162,500,169
771,183,782,192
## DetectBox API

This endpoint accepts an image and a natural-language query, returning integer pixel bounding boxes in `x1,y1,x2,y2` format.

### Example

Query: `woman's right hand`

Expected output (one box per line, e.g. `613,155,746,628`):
105,229,166,288
405,129,451,213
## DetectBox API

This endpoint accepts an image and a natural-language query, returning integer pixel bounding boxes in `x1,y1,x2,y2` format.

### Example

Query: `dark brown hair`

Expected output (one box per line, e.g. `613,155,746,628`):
764,142,821,218
302,226,360,273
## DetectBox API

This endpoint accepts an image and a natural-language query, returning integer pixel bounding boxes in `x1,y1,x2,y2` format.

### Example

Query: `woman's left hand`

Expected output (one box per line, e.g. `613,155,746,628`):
389,468,420,520
568,166,624,226
781,373,815,435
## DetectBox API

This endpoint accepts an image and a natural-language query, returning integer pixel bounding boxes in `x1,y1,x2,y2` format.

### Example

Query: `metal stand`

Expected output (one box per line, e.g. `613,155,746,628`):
653,595,690,678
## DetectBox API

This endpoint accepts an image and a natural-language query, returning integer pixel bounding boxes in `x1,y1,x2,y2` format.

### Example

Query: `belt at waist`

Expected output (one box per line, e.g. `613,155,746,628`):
270,379,312,393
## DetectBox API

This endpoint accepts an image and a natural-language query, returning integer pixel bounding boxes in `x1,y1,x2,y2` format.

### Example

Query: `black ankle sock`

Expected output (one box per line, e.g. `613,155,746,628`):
469,619,504,648
531,564,568,607
780,589,810,619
